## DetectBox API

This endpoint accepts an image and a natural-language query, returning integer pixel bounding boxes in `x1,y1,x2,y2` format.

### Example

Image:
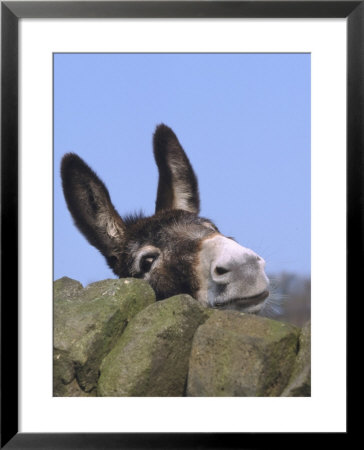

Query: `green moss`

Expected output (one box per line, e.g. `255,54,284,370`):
187,311,300,397
54,276,309,398
98,295,210,397
54,277,156,393
54,277,83,302
281,320,311,397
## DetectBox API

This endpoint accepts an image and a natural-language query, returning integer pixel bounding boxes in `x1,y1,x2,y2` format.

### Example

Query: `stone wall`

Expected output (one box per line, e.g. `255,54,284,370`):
54,277,310,397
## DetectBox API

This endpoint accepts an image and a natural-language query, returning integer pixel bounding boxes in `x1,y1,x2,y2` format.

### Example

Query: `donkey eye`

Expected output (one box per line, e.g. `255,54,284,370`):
140,254,158,273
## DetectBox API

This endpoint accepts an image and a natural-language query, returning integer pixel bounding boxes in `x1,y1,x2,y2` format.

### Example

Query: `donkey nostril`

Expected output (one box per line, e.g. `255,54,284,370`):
215,266,229,276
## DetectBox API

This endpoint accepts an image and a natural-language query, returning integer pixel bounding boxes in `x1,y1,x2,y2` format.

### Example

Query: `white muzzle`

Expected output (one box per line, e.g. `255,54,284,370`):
196,235,269,313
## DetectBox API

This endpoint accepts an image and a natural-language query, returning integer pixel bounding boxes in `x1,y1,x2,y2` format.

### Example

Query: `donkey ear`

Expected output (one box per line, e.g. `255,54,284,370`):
153,124,200,214
61,153,125,264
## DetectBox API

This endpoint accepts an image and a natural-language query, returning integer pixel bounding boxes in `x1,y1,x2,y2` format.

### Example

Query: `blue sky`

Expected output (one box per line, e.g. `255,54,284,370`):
54,53,310,286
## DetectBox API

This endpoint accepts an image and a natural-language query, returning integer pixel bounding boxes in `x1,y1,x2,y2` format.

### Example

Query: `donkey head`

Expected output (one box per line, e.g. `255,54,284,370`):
61,124,269,313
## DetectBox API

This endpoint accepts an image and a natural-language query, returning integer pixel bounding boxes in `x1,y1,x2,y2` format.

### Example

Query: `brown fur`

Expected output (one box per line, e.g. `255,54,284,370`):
61,124,218,300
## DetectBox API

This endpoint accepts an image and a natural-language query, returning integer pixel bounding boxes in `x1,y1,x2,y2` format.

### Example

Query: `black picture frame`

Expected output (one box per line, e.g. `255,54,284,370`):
1,1,357,448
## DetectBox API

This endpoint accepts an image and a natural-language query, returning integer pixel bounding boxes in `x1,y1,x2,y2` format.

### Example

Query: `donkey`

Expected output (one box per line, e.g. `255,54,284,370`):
61,124,269,313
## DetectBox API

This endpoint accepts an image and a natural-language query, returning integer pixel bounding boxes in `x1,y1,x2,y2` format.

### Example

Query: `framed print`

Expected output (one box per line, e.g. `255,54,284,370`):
1,1,359,447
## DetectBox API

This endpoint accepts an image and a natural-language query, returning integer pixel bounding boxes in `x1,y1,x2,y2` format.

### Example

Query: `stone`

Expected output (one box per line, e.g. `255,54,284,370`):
98,295,211,397
53,277,155,394
53,349,75,396
54,276,83,301
281,320,311,396
187,311,300,397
